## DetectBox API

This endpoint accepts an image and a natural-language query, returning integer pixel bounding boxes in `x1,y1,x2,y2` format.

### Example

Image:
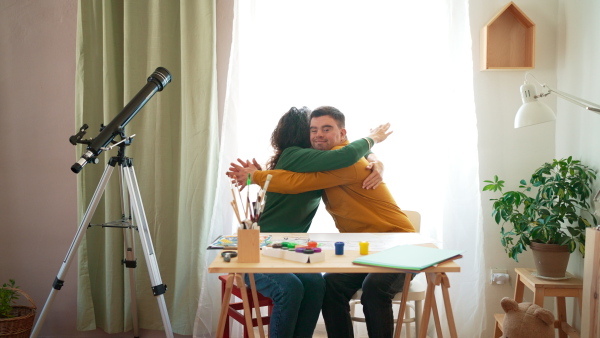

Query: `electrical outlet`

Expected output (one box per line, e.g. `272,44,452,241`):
490,268,509,285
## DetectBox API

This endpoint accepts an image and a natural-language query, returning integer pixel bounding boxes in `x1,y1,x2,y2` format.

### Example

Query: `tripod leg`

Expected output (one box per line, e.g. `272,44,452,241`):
123,164,174,338
119,167,140,338
123,227,140,338
31,164,116,338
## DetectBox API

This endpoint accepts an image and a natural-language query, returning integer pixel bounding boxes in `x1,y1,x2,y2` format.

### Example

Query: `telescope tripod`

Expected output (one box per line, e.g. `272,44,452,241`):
31,142,174,338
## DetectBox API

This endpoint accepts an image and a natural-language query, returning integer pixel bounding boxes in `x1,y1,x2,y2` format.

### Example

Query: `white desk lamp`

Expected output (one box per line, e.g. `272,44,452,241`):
515,72,600,128
515,73,600,231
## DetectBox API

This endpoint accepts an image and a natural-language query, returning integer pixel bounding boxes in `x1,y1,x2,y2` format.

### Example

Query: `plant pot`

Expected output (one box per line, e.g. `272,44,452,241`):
0,288,36,338
530,242,570,279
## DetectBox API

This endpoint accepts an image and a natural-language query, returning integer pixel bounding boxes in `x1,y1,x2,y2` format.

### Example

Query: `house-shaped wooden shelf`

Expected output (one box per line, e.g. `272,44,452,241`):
481,2,535,70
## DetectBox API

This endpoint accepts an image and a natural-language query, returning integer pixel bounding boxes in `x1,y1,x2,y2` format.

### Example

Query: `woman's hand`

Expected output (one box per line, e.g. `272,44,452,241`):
368,123,393,144
363,154,384,189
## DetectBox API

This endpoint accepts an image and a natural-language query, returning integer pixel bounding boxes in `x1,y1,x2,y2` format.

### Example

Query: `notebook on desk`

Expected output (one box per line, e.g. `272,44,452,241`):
352,245,463,271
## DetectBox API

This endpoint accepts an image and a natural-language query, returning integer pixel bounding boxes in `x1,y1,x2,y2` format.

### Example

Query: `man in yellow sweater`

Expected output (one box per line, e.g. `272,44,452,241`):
240,106,414,338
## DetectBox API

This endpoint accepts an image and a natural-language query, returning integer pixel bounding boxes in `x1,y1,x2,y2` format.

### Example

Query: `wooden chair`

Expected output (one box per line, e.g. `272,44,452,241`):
218,274,273,338
493,313,504,338
349,210,426,338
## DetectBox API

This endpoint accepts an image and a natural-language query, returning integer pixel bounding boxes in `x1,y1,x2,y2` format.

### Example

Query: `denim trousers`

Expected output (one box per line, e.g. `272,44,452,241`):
244,272,325,338
322,273,409,338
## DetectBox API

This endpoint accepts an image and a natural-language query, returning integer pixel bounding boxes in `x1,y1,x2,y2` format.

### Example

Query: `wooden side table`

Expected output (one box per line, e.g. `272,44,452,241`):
513,268,583,338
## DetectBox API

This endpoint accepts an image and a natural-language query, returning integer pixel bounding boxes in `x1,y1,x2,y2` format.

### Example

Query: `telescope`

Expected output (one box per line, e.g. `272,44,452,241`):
70,67,172,173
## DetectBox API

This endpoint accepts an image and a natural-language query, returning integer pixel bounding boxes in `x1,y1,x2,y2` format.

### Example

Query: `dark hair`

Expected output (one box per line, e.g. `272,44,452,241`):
267,106,312,169
310,106,345,128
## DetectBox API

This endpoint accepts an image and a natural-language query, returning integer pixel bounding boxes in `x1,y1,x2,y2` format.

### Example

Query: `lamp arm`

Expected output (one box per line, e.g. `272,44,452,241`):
544,85,600,114
524,73,600,113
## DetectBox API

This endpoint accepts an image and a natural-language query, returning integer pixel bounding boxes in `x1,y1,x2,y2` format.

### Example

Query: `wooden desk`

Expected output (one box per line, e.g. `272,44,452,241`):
208,233,461,338
513,268,583,338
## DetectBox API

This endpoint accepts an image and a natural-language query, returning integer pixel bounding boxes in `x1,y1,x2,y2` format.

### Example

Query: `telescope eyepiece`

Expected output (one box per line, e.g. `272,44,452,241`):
71,162,83,174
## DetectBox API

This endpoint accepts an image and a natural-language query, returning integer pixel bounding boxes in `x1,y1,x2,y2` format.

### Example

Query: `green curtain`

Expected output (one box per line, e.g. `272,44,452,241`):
75,0,218,335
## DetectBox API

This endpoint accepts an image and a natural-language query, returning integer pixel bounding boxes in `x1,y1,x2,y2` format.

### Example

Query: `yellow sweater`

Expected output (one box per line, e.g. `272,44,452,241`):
253,141,414,233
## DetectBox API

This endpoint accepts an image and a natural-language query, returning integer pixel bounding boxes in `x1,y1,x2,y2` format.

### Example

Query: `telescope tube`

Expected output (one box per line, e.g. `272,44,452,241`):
72,67,171,173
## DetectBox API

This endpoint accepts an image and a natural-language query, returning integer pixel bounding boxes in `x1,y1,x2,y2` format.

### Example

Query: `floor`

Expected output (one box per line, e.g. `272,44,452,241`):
312,323,328,337
252,322,328,337
247,300,422,337
254,321,419,337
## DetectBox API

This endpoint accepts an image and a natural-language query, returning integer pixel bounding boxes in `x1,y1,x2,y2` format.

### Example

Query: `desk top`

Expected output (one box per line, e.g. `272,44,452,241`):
208,232,461,274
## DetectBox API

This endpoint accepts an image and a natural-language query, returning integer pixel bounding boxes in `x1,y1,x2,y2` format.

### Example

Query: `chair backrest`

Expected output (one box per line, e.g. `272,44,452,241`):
403,210,421,233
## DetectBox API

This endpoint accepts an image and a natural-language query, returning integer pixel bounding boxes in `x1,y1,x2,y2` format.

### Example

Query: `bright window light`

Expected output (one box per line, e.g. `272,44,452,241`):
228,0,477,236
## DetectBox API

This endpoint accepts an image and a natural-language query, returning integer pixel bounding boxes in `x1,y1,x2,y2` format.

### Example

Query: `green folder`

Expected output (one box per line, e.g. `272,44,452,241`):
352,245,463,271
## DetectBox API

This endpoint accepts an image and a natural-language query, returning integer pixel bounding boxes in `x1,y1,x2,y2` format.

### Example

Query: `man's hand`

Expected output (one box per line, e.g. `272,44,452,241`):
226,158,262,189
363,154,384,189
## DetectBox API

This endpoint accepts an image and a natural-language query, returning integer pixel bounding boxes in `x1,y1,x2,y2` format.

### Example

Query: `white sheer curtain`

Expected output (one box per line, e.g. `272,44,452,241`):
211,0,486,336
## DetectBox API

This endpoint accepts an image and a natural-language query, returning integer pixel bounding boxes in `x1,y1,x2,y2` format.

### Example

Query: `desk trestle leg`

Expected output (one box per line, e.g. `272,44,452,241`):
217,274,235,338
418,272,458,338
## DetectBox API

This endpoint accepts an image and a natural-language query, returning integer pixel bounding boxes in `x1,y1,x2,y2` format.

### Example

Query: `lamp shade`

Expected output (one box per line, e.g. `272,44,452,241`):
514,83,556,128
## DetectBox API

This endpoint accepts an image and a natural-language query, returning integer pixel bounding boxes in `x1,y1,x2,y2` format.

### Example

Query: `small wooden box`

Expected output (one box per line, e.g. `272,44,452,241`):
481,1,535,70
237,229,260,263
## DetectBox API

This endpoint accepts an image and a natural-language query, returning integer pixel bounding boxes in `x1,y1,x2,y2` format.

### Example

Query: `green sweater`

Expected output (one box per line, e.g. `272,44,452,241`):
258,138,371,233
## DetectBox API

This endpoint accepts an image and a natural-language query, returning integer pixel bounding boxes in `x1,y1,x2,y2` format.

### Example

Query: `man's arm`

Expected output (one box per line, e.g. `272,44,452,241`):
228,151,387,191
227,138,371,182
251,161,368,194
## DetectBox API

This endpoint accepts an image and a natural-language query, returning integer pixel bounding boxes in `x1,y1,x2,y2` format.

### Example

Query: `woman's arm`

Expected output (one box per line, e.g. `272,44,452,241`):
282,122,392,172
227,123,392,188
280,139,371,172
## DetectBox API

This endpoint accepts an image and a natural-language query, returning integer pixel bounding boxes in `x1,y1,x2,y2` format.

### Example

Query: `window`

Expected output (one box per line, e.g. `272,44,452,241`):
228,0,477,237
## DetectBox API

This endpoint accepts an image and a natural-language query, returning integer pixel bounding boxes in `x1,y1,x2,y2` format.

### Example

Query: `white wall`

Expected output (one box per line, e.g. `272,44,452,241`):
471,0,559,336
555,0,600,332
556,1,600,179
474,0,600,336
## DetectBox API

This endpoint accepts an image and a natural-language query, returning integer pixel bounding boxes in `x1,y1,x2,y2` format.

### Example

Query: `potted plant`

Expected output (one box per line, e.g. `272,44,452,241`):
0,279,36,337
483,157,597,278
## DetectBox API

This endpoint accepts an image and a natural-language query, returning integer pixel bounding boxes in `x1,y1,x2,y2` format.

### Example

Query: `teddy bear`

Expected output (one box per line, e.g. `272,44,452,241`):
500,297,555,338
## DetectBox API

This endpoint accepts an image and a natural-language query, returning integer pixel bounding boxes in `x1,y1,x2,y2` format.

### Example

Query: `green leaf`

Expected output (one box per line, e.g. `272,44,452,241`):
568,239,576,253
0,279,20,318
566,226,579,236
484,157,596,261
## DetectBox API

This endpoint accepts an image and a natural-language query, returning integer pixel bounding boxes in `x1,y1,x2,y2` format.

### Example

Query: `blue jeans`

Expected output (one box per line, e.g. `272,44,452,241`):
244,273,325,338
322,273,410,338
